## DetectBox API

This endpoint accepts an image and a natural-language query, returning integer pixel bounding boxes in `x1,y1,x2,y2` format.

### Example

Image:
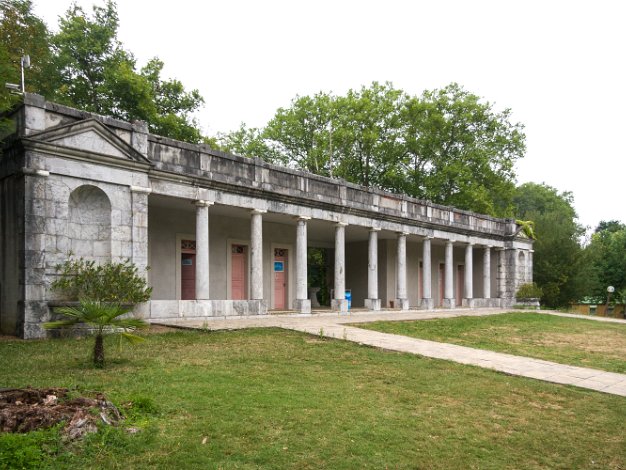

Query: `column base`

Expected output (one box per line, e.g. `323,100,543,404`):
442,298,455,309
462,298,475,308
395,298,409,310
332,299,349,313
293,299,311,314
420,298,434,310
364,299,381,311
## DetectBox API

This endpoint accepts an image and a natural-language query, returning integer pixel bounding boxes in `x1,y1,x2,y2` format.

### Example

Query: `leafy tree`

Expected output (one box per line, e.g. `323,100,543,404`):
263,92,335,172
218,123,279,163
582,221,626,302
139,58,204,142
222,82,524,216
31,0,205,142
333,82,405,189
513,183,585,307
400,84,524,216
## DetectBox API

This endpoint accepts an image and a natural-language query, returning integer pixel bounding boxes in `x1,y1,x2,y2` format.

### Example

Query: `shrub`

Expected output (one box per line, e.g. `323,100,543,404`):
52,258,152,305
516,282,543,299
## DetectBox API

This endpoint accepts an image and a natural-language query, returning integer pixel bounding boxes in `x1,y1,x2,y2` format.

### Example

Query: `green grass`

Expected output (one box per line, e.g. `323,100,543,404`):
0,327,624,469
357,311,626,373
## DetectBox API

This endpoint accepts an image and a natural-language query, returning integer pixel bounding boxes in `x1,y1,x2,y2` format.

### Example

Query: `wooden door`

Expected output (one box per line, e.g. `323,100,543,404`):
181,253,196,300
274,248,288,309
231,245,247,300
438,263,444,306
456,265,464,307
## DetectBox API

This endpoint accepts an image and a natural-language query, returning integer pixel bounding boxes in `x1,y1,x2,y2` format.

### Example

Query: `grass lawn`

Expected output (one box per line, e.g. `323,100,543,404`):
0,327,624,469
357,311,626,373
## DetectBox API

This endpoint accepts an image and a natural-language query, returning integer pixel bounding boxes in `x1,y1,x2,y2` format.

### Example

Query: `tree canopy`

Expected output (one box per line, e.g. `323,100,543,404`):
0,0,205,142
581,221,626,302
513,182,585,307
219,82,525,217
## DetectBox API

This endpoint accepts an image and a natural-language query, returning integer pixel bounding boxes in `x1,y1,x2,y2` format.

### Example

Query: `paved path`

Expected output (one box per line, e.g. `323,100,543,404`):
155,308,626,397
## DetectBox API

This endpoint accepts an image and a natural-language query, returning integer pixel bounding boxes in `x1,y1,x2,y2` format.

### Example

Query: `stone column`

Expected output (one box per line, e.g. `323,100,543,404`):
250,209,265,301
443,240,454,308
395,232,409,310
496,247,506,304
195,200,213,300
130,186,151,277
528,250,534,283
464,243,474,307
364,228,381,311
421,237,433,309
332,222,348,313
483,246,491,300
294,216,311,313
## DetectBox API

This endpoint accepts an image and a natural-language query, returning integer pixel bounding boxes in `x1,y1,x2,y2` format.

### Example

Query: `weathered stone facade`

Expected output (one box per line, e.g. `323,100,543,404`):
0,94,533,338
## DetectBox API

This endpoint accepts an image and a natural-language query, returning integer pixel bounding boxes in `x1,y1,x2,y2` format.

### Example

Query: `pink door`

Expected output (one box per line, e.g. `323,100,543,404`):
231,245,247,300
181,253,196,300
438,263,445,306
456,265,464,306
274,248,288,309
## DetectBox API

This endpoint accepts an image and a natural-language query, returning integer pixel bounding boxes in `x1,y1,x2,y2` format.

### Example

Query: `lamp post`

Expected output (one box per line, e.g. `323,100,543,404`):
606,286,615,315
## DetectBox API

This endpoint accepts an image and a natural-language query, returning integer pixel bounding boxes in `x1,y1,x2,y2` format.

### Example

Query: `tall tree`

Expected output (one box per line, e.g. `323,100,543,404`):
218,123,280,164
48,1,204,142
513,183,585,307
222,82,524,216
263,92,335,173
581,221,626,302
401,84,524,216
333,82,405,189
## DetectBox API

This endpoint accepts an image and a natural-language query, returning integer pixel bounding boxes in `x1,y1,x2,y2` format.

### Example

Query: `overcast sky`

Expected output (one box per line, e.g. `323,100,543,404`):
33,0,625,230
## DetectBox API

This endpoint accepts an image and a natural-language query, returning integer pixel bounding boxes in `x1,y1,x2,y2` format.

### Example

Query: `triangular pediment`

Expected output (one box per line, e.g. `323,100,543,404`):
27,118,149,163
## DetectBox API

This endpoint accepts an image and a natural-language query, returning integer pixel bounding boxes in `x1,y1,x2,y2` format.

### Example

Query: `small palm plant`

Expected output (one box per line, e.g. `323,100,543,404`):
45,299,148,368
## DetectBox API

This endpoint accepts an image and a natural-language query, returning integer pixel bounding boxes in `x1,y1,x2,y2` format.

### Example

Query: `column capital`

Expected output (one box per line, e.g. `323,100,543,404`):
295,215,311,221
396,231,409,236
446,239,455,245
130,185,152,194
484,244,493,249
369,227,381,232
251,209,267,215
423,235,434,240
336,221,348,227
22,167,50,177
194,200,214,207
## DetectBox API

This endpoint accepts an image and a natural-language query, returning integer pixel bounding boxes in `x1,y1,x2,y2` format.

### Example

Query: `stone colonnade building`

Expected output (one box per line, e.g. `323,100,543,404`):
0,95,533,339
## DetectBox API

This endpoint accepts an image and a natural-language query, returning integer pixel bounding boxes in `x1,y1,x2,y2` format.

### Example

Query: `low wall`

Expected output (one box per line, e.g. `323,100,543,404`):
139,300,268,319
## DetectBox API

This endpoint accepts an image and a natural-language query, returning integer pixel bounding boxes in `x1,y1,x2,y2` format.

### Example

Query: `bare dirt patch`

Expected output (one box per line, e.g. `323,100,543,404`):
537,331,626,357
0,387,122,439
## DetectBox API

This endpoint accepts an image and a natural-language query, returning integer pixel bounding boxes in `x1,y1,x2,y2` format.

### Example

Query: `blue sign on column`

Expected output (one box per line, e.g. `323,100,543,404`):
345,290,352,310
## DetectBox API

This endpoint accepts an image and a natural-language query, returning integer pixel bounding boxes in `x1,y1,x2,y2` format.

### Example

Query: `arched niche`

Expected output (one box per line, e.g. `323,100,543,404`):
68,185,112,261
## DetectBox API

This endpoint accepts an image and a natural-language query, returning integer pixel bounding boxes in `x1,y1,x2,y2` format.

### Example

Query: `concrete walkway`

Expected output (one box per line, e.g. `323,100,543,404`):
155,308,626,397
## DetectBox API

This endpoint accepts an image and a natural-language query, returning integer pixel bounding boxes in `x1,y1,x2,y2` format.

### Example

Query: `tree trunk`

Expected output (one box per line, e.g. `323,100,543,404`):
94,334,105,368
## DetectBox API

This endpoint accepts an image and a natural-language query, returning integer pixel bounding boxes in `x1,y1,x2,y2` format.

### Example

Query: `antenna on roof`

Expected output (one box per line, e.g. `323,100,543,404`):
20,55,30,93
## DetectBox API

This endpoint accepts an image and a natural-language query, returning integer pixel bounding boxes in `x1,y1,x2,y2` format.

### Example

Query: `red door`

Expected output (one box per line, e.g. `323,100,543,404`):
274,248,288,309
181,253,196,300
456,265,464,306
438,263,445,306
231,245,247,300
